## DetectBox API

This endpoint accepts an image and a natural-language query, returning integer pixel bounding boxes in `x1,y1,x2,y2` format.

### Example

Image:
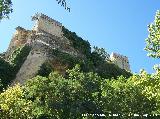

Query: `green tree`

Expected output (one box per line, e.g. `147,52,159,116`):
145,10,160,58
101,74,157,118
0,84,33,119
92,46,110,61
0,0,12,20
23,65,103,118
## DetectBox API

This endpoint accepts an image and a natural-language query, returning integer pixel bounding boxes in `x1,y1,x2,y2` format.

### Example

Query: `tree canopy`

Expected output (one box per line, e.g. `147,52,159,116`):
0,65,160,118
145,10,160,58
0,0,12,20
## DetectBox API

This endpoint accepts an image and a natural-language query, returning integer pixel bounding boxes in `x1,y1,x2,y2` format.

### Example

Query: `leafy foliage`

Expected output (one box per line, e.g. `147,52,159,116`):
62,26,91,58
89,47,132,79
50,48,131,79
37,62,53,77
145,10,160,58
8,45,31,67
0,0,13,20
52,49,83,68
0,84,33,119
0,57,14,91
0,45,31,91
92,46,110,61
8,45,31,72
1,65,159,118
94,61,131,79
101,75,157,118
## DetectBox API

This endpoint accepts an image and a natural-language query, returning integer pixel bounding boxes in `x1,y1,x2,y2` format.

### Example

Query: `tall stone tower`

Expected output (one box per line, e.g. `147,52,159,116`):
32,13,63,37
110,52,131,72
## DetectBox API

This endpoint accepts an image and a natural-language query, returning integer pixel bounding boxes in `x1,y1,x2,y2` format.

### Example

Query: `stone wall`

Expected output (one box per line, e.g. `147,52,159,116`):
29,30,82,57
110,52,130,71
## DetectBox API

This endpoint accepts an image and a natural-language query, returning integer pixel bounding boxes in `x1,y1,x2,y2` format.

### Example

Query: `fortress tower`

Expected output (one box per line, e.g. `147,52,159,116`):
110,52,131,72
32,13,63,37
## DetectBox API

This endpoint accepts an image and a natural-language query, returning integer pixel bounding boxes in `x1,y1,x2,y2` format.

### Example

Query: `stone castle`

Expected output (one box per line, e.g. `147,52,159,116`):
4,13,130,84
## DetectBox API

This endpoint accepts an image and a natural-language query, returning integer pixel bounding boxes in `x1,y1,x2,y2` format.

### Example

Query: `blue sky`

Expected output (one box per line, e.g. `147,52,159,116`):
0,0,159,73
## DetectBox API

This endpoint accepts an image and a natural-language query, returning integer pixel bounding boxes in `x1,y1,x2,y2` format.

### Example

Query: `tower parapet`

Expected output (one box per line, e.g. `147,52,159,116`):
32,13,63,37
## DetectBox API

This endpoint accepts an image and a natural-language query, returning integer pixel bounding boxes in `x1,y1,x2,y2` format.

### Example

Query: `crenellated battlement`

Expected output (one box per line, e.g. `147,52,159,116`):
32,13,62,26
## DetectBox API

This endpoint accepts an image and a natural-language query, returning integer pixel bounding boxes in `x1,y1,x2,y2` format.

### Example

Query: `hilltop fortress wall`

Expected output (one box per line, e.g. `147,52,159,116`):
5,13,131,84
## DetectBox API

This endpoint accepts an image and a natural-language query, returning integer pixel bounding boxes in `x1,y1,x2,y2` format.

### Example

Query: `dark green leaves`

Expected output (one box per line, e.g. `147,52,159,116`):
1,65,160,118
0,0,12,20
145,10,160,58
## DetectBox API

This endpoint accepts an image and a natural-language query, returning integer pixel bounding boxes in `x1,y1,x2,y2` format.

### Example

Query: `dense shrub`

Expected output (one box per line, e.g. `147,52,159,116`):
52,49,83,68
0,45,31,91
62,26,91,58
37,62,53,77
89,51,132,79
0,57,14,91
0,84,33,119
50,48,131,79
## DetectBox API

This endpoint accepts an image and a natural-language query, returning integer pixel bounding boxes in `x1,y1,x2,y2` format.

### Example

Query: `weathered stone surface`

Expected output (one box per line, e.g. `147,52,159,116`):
110,52,131,71
13,51,47,84
5,26,30,59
